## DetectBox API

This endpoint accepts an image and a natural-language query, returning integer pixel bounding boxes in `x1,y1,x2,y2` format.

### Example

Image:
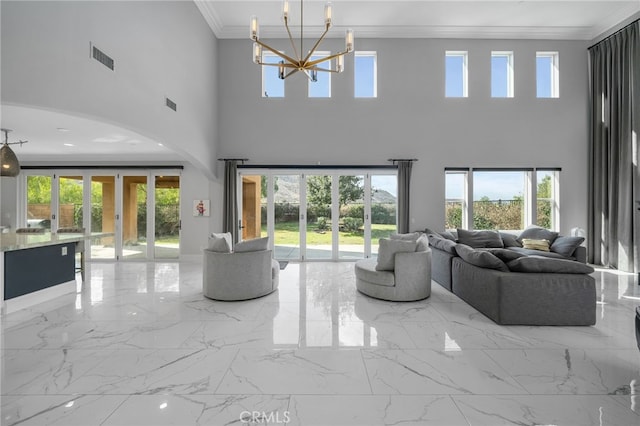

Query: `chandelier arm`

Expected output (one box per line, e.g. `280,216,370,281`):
306,51,348,68
283,17,301,61
258,61,298,69
283,68,301,79
254,39,299,66
301,26,331,64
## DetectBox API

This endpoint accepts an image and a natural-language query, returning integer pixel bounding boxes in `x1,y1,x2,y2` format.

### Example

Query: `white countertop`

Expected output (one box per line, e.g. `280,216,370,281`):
0,232,112,252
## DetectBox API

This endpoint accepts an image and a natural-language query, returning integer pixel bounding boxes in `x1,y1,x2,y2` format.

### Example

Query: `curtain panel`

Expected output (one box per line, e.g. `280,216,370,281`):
587,21,640,272
222,160,240,244
396,160,414,234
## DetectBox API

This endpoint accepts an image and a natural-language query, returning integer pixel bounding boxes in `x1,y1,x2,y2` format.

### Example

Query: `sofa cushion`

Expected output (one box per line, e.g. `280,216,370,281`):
506,256,594,274
356,259,395,287
439,231,457,241
428,234,457,254
376,238,417,271
208,232,232,253
499,232,523,248
517,225,559,245
457,229,504,248
455,244,509,271
235,236,269,253
550,236,585,258
480,248,527,263
521,238,551,252
506,247,571,260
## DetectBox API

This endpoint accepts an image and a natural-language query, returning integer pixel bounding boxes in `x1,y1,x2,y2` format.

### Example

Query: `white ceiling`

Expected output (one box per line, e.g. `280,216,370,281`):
196,0,640,40
2,1,638,164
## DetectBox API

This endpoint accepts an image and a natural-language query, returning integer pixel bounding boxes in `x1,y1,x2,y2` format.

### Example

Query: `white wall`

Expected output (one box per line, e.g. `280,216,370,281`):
218,37,589,234
1,0,220,178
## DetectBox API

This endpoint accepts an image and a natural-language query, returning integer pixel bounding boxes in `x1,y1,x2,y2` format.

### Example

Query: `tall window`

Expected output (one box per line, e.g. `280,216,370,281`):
355,51,377,98
308,52,331,98
536,52,559,98
536,169,559,229
262,53,285,98
473,171,525,230
445,51,468,98
491,51,514,98
445,168,559,231
445,171,467,230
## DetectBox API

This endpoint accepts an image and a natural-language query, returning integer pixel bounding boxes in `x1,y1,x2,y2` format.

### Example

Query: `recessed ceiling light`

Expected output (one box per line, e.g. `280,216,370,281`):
57,127,70,132
158,143,164,147
63,143,75,147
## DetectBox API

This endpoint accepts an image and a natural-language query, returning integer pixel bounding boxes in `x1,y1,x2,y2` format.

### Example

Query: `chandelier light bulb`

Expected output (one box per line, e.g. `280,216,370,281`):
250,15,259,40
324,2,333,27
345,29,354,52
336,55,344,73
253,43,262,64
283,0,289,20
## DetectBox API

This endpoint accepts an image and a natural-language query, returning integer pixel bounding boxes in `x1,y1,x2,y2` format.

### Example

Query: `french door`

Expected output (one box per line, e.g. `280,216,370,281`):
21,170,180,261
238,169,397,261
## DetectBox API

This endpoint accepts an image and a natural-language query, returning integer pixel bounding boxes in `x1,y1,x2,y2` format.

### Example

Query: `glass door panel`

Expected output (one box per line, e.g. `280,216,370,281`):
338,175,365,259
306,175,332,260
26,175,52,230
154,175,180,259
371,175,397,257
59,176,83,229
121,175,147,260
272,175,300,260
91,176,116,260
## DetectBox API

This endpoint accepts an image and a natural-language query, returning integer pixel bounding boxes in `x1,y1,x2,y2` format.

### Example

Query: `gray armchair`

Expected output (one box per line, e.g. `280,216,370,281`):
355,248,432,302
203,249,279,301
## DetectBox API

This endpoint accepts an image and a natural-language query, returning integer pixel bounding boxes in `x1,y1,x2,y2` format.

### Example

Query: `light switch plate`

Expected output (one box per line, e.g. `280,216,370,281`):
61,246,67,256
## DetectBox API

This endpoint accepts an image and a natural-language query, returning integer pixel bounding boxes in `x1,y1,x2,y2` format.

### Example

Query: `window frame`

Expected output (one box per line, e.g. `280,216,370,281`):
308,51,332,98
536,51,559,98
262,52,285,98
354,51,378,98
445,51,469,98
445,167,560,232
491,51,514,98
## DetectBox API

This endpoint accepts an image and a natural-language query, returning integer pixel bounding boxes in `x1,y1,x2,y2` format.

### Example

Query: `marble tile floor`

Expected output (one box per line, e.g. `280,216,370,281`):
1,261,640,426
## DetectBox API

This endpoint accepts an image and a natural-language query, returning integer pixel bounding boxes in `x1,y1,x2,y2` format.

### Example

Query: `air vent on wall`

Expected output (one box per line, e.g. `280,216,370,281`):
91,44,114,71
166,98,177,112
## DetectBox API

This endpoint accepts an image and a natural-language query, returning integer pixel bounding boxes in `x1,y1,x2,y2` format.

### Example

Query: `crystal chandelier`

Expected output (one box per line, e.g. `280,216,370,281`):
250,0,354,81
0,129,28,177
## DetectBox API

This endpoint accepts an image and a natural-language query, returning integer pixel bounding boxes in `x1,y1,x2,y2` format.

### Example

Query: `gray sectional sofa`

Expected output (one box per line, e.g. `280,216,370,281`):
427,227,596,326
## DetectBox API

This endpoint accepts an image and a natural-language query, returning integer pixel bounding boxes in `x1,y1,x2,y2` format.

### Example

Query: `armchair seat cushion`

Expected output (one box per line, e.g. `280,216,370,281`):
354,259,395,287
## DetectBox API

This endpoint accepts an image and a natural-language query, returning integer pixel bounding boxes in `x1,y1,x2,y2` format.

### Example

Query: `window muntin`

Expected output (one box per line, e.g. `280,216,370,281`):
536,52,559,98
355,52,377,98
262,53,285,98
445,51,468,98
308,52,331,98
491,51,514,98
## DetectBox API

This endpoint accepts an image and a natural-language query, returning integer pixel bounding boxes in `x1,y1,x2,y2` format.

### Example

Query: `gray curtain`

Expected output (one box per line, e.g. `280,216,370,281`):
396,160,414,234
222,160,240,244
587,21,640,272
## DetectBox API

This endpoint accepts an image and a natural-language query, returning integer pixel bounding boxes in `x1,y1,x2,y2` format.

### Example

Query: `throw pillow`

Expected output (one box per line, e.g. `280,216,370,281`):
415,234,429,252
517,225,559,245
427,234,457,254
499,232,522,248
439,231,457,241
521,238,551,252
456,229,504,248
550,236,585,258
390,232,421,242
375,238,417,271
480,248,527,263
234,236,269,253
208,232,232,253
506,256,594,274
455,244,509,271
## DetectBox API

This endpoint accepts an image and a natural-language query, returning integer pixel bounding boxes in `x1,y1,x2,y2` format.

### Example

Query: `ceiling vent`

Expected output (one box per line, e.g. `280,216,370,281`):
165,98,177,112
91,44,114,71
